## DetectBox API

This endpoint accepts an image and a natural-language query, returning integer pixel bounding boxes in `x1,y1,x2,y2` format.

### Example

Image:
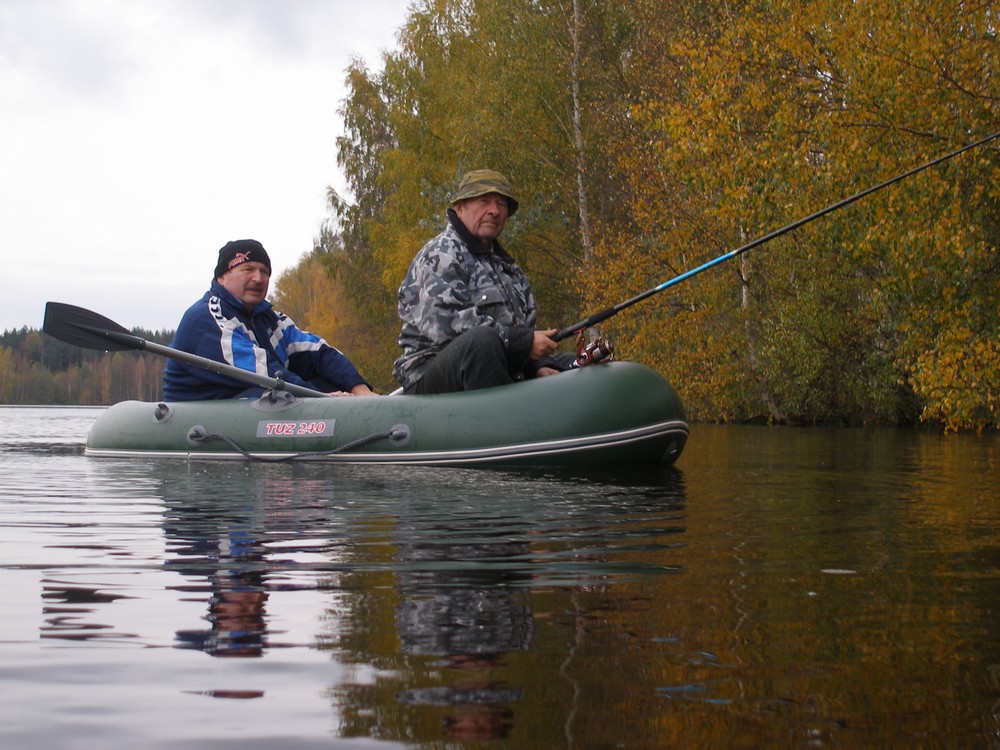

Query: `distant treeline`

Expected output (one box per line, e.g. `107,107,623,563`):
0,326,173,405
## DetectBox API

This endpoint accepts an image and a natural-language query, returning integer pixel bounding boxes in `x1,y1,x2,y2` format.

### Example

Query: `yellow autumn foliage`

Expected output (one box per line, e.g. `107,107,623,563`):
321,0,998,429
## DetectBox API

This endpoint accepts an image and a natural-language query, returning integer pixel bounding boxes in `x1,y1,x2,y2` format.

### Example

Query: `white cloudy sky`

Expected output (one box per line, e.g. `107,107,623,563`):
1,0,411,332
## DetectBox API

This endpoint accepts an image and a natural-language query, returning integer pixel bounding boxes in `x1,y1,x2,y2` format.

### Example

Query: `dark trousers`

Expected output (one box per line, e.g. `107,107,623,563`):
406,327,515,395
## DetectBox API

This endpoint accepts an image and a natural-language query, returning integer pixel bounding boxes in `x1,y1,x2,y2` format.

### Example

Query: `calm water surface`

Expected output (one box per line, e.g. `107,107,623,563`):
1,406,998,748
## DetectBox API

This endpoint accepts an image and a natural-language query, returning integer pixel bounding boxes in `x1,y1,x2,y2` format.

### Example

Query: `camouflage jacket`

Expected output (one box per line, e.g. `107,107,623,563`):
393,211,539,390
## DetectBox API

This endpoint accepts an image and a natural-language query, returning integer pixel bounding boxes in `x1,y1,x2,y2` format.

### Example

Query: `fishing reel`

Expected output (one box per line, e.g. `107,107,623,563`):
574,330,614,368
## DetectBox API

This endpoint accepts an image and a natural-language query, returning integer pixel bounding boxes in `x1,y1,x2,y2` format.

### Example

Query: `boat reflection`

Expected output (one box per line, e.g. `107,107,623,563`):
36,457,686,736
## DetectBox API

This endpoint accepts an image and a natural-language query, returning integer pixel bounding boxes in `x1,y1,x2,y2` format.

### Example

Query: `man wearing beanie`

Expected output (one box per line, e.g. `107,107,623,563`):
393,169,572,394
162,239,375,401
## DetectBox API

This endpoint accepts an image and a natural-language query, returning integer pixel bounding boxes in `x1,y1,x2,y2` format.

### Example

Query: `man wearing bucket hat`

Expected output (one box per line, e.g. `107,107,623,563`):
163,239,376,401
393,169,572,394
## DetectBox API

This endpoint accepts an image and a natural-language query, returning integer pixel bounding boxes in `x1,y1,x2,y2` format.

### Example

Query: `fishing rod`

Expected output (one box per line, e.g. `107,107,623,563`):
554,130,1000,343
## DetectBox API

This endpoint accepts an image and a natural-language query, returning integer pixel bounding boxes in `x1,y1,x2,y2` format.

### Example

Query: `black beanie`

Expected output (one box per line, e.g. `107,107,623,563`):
214,239,272,278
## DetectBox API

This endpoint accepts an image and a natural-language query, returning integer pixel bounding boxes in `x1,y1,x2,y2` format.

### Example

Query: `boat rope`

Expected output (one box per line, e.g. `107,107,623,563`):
186,425,408,463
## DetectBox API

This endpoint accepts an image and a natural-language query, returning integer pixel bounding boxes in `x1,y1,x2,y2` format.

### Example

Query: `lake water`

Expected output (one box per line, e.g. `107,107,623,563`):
1,405,999,749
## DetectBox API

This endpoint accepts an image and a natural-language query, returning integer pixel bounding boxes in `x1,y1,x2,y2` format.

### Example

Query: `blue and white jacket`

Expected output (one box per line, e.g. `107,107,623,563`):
162,280,369,401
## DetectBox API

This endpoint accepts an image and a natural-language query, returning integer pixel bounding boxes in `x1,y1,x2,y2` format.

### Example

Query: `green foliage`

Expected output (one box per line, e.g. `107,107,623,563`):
334,0,640,329
584,0,999,429
325,0,997,430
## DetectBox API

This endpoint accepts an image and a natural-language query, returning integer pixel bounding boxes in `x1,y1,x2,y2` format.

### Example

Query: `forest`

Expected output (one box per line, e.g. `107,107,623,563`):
316,0,998,432
0,326,172,405
3,1,998,432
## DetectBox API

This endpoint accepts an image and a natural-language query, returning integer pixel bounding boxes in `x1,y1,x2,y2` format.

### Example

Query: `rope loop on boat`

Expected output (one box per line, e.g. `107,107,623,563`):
186,425,410,462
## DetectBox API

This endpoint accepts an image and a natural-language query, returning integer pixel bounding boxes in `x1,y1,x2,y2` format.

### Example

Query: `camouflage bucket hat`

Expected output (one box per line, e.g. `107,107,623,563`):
450,169,520,216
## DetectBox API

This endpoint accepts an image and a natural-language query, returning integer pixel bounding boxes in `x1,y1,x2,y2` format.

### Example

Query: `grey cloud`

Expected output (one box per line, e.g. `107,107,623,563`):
0,1,135,99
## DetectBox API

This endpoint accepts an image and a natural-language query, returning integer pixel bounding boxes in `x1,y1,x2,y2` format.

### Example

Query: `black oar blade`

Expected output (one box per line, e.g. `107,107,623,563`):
43,302,330,398
43,302,145,352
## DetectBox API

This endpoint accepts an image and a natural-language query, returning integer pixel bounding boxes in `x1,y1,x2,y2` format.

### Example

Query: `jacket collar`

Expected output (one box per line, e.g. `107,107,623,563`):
210,279,273,318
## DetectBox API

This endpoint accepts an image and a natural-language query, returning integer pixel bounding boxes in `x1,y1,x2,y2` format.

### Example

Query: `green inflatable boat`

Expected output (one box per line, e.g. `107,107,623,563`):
86,361,688,467
43,302,687,468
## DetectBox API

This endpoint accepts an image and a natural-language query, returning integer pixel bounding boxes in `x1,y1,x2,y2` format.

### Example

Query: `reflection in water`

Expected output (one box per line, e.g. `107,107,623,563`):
33,457,163,645
24,442,689,741
144,459,688,736
41,584,134,641
13,411,1000,747
328,466,687,744
162,472,269,658
171,527,269,658
163,469,286,661
392,512,535,740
